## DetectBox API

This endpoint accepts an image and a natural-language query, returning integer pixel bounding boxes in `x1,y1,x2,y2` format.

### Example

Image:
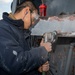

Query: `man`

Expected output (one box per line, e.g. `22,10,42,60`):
0,0,52,75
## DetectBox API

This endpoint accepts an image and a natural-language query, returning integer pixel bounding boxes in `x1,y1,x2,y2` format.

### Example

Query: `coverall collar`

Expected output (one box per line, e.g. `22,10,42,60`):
2,12,31,39
3,12,24,29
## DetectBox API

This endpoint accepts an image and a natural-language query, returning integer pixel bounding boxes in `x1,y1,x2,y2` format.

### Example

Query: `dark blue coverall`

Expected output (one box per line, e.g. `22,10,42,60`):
0,12,48,75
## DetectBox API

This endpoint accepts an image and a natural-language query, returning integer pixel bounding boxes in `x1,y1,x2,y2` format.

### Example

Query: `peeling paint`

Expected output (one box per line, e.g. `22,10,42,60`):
23,69,26,71
13,50,17,56
16,58,19,62
42,56,44,59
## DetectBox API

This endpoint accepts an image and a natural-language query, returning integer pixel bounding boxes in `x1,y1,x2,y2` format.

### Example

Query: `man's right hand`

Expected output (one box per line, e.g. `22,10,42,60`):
40,39,52,52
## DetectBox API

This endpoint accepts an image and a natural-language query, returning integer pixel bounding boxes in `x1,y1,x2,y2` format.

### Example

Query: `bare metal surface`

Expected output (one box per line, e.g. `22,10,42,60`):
31,17,75,36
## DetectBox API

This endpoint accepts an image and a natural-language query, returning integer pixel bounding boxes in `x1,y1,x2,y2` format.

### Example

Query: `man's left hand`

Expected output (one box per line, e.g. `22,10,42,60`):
38,61,49,72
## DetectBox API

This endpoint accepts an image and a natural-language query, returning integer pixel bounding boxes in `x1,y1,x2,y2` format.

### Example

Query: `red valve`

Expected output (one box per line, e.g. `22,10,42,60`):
39,4,47,17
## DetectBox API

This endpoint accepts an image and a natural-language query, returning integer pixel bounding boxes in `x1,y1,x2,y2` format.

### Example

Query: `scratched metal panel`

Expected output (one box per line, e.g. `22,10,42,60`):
50,45,70,75
49,44,74,75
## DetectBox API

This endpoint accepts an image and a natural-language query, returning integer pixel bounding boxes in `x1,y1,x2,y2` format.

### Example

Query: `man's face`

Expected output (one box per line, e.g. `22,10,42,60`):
23,8,39,29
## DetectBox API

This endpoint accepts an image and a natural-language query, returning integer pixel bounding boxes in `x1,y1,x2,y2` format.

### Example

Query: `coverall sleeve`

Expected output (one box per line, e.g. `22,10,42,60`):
0,27,48,75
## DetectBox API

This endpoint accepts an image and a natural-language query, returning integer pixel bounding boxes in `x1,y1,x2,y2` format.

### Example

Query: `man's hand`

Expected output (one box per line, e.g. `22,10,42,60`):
40,39,52,52
38,61,49,72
